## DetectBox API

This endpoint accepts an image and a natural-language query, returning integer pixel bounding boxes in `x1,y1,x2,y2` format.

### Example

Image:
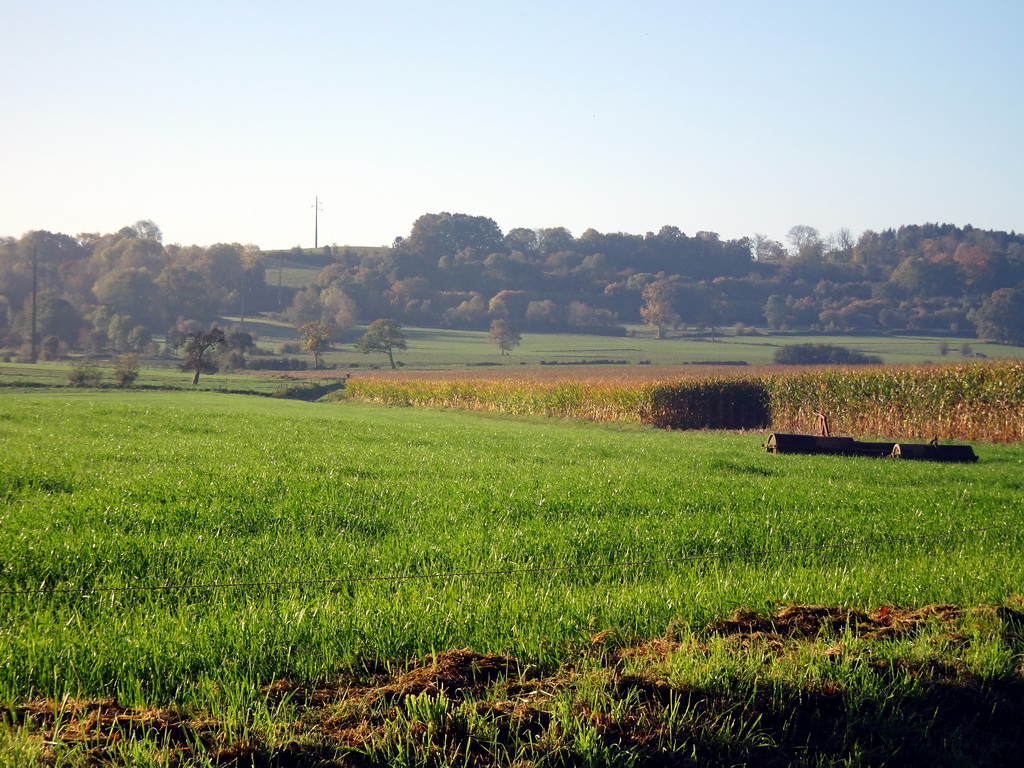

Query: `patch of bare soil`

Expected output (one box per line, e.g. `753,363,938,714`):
10,698,256,765
262,648,536,707
707,602,962,642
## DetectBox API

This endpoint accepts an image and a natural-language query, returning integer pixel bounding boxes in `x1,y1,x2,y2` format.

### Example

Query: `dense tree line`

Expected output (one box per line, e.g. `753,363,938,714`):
3,214,1024,363
292,215,1024,345
0,221,268,361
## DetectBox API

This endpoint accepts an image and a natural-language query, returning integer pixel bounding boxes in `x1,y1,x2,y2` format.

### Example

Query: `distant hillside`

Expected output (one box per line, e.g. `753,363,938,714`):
3,215,1023,363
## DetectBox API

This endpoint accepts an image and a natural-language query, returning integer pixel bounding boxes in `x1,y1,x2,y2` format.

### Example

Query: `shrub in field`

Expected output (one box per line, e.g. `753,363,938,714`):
40,335,61,361
66,359,103,387
113,353,139,387
773,343,883,365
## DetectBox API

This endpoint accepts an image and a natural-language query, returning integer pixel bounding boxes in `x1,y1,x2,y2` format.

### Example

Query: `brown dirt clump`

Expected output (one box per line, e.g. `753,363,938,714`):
708,603,961,642
385,648,524,698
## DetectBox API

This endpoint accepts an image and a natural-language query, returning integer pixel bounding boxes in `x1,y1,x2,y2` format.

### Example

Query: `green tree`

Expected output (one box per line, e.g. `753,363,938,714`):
285,287,324,326
119,219,163,242
442,293,488,329
395,212,505,277
179,327,226,384
763,294,792,330
970,288,1024,344
355,319,406,369
299,321,334,369
158,263,219,325
488,318,521,355
66,359,103,387
33,294,83,346
92,267,161,327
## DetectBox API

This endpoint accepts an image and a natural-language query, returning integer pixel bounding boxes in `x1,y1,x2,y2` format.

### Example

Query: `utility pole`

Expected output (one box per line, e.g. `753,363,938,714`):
30,247,38,364
312,196,323,248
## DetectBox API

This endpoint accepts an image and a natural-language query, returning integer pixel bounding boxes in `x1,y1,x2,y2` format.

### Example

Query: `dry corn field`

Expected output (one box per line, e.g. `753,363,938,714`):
345,360,1024,442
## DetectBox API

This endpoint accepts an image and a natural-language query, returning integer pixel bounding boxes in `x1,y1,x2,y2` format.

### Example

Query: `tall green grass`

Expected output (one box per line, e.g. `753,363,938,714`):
1,391,1021,707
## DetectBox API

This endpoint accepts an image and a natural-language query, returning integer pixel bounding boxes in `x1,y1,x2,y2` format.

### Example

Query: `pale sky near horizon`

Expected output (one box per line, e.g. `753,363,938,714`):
3,1,1022,251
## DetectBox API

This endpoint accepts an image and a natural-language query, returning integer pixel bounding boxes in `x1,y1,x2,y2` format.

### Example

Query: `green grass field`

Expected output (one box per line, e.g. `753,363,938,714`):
238,323,1022,370
2,390,1023,764
0,359,312,395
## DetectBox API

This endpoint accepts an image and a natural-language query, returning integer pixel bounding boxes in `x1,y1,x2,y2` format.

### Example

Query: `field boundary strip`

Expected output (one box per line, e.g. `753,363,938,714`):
2,522,1021,598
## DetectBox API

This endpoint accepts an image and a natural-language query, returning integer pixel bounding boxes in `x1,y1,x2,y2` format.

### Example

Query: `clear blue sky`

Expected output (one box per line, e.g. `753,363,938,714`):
3,1,1022,250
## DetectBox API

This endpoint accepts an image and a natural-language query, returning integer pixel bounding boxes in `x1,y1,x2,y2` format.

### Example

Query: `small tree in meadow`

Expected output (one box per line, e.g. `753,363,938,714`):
298,321,334,369
488,319,522,356
179,327,226,385
355,319,406,369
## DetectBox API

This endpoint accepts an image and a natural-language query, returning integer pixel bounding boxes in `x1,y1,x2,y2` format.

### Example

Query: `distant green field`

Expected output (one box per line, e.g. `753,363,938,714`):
261,263,321,290
291,324,1022,370
0,359,306,394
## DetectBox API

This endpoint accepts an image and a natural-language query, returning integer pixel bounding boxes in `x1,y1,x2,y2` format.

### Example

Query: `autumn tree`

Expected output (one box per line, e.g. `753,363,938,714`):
299,320,334,368
179,327,226,384
488,318,521,355
639,278,681,339
355,319,406,369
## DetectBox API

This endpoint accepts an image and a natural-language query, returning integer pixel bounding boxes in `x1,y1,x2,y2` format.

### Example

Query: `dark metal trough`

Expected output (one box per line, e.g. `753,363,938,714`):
765,432,977,462
890,442,978,462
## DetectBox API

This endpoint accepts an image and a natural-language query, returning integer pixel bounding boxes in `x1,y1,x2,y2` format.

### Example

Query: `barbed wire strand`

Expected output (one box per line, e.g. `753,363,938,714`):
1,521,1021,598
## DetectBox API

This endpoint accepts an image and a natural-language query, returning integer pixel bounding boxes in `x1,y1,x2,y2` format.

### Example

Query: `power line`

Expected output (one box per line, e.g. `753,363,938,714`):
1,522,1020,598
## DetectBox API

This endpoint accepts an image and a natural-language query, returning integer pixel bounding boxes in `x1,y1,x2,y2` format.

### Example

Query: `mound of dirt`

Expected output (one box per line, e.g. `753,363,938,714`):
262,648,529,708
708,603,961,641
386,648,525,699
